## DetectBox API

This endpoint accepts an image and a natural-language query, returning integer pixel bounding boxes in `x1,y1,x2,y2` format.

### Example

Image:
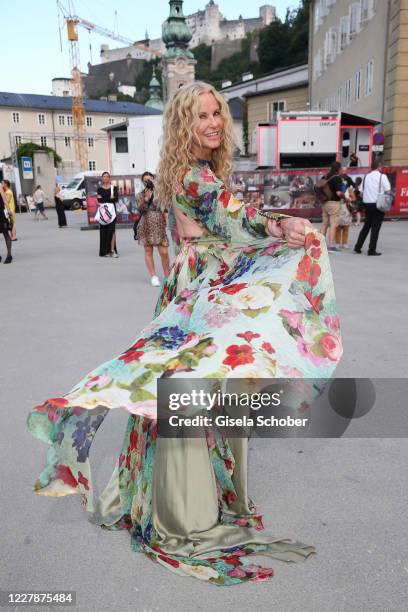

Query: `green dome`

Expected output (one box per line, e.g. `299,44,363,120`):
162,0,194,59
146,68,164,111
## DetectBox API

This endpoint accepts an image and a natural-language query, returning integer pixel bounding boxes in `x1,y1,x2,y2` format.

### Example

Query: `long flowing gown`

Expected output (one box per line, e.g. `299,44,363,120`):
27,161,342,586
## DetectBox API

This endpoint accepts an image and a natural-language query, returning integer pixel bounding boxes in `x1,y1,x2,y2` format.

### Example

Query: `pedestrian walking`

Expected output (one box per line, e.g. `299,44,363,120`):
27,81,342,586
32,185,48,220
320,161,345,252
348,152,359,167
2,180,17,240
54,184,67,228
0,184,12,263
96,171,118,258
136,171,169,286
354,159,391,256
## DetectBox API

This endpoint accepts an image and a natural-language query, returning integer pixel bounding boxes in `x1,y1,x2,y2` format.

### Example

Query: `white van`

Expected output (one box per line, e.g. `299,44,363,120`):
60,171,100,210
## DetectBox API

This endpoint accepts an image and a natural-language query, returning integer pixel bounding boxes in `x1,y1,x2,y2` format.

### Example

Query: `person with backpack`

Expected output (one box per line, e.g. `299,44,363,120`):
319,161,345,253
354,159,391,256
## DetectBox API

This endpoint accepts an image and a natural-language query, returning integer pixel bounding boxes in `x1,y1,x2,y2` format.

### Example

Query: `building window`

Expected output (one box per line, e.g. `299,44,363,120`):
324,28,338,65
64,136,71,147
12,111,20,124
337,86,342,110
365,59,374,95
320,0,329,19
329,94,337,111
313,50,323,80
349,3,361,37
345,79,352,107
67,115,73,126
38,113,46,125
86,116,93,127
339,16,350,50
314,4,321,32
360,0,375,23
88,137,95,148
268,100,286,121
115,137,128,153
58,115,65,126
15,135,22,145
40,136,48,146
88,160,96,171
108,117,115,125
354,69,362,102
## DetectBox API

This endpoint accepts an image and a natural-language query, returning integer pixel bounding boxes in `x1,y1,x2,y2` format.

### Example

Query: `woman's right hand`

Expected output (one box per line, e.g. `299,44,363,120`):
144,188,153,202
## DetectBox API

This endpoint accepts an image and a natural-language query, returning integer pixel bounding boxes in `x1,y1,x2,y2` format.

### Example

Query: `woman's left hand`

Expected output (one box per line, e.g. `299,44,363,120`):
281,217,314,249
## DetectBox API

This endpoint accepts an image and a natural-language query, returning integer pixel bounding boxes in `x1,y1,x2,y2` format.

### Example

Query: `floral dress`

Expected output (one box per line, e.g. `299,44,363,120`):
27,161,342,586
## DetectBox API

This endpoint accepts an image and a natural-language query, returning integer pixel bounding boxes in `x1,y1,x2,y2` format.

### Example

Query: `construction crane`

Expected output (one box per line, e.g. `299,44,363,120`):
57,1,161,171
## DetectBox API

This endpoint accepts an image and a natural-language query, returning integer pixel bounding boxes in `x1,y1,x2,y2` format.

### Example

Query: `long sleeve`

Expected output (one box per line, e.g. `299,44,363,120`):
136,192,149,214
176,164,289,243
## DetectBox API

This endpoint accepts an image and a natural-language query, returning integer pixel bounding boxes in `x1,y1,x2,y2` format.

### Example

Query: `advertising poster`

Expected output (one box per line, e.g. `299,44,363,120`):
231,168,401,218
86,175,144,224
231,171,265,208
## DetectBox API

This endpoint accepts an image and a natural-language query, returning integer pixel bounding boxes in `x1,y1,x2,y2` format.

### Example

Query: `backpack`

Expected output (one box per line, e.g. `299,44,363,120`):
314,175,334,203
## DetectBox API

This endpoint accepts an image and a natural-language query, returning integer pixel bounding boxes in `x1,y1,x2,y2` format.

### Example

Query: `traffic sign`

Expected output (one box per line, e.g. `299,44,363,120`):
372,144,384,152
373,132,385,145
21,156,33,179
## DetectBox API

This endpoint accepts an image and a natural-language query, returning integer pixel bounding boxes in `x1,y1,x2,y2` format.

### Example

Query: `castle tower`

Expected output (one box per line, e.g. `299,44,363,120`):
259,5,276,26
145,68,164,111
161,0,196,102
203,1,222,44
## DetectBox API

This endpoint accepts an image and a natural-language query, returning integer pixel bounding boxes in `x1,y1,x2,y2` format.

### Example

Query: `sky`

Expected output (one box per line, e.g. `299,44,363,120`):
3,0,299,95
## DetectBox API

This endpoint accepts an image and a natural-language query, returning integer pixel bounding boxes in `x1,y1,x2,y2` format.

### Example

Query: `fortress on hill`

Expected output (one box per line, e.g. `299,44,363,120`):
99,2,276,68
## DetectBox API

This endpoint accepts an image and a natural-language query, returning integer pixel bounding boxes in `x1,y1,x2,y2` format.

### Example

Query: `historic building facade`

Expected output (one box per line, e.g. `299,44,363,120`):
309,0,408,165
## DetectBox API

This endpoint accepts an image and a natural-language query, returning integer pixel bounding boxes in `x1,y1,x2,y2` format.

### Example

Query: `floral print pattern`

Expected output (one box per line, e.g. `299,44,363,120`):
27,161,342,585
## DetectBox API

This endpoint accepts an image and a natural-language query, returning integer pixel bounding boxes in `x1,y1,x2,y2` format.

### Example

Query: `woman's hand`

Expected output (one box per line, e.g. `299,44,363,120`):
281,217,314,249
144,188,153,202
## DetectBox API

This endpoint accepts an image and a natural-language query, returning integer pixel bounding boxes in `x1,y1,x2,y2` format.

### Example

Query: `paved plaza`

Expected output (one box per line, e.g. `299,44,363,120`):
1,211,407,611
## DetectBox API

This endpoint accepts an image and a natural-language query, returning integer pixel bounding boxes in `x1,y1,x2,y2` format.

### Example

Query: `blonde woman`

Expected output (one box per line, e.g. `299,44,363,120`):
27,82,342,585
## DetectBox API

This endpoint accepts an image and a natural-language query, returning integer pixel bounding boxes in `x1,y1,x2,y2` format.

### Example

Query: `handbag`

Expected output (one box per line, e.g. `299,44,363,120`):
376,174,393,211
97,202,116,225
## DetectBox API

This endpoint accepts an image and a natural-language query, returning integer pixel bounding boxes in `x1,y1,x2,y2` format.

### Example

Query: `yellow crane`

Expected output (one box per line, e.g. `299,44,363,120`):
57,1,161,171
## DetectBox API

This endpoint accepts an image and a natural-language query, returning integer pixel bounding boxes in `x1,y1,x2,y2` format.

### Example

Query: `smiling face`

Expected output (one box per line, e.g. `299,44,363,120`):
192,91,224,161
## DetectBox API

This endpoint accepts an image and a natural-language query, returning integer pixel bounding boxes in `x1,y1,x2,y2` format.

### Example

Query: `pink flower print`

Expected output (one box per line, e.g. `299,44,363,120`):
260,242,281,256
297,338,311,358
175,301,191,316
281,309,305,334
323,315,340,332
227,567,247,578
199,167,216,183
321,333,342,362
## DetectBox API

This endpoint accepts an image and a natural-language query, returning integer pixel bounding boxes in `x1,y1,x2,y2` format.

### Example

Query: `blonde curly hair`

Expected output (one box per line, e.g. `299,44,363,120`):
156,81,235,209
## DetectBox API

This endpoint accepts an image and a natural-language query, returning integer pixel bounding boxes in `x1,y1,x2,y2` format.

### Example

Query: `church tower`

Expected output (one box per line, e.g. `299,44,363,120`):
145,68,164,111
161,0,196,102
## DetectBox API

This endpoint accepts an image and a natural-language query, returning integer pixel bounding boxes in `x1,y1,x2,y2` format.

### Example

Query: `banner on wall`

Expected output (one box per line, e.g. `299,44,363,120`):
232,167,400,219
86,168,406,225
86,175,145,225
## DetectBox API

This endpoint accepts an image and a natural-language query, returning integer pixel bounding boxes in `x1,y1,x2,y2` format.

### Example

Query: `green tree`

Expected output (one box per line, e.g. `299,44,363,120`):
287,0,311,65
193,43,212,82
257,17,291,74
16,142,61,167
